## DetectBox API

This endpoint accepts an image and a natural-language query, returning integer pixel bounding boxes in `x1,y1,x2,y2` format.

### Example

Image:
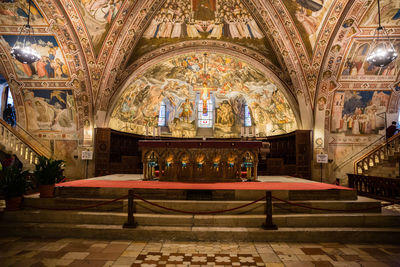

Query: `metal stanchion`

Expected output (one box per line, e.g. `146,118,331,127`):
123,189,137,228
262,191,278,230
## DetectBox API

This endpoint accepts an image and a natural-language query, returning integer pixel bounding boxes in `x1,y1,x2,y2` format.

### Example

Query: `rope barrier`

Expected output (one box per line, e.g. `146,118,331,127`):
133,193,266,215
271,196,398,212
23,194,129,211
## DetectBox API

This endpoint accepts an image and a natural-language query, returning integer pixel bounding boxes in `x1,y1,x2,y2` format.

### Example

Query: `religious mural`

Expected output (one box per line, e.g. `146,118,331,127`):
0,35,70,80
340,40,400,81
74,0,123,54
110,53,297,138
360,0,400,27
130,0,278,66
23,89,77,133
0,0,46,25
282,0,335,54
330,90,391,135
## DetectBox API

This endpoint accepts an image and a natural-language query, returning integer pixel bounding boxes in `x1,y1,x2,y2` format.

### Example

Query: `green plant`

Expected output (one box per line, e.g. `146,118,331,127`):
34,156,64,185
0,166,30,198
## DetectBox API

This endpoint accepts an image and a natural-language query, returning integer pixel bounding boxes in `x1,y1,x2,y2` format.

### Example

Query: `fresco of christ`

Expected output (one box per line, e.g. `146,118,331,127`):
192,0,216,21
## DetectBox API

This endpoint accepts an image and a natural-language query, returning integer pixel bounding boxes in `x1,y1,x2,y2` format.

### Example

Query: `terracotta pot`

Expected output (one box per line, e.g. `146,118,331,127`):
39,184,55,198
5,196,22,211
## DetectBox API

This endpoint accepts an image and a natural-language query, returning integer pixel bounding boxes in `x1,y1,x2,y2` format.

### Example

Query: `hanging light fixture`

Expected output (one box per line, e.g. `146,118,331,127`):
10,0,40,64
366,0,398,67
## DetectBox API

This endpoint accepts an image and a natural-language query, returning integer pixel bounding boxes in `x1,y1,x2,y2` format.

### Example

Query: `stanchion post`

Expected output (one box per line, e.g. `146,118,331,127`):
262,191,278,230
123,189,137,228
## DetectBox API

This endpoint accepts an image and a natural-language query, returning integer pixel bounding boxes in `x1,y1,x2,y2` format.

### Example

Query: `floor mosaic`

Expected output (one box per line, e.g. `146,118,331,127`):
0,237,399,266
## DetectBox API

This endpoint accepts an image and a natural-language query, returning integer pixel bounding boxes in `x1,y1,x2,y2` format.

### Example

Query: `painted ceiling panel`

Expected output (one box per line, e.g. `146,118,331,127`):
282,0,335,55
129,0,280,67
0,0,47,26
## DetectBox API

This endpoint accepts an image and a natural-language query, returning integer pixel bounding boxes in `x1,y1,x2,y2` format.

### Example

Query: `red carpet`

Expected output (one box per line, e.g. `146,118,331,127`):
56,180,351,191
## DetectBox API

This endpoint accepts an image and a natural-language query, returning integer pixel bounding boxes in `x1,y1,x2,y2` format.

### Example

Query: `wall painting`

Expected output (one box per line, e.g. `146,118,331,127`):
110,53,297,138
340,40,400,81
0,35,70,80
23,89,77,133
330,90,391,135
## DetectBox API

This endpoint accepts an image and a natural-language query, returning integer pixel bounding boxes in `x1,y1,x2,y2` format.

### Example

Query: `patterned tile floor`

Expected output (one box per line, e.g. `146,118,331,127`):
0,237,399,267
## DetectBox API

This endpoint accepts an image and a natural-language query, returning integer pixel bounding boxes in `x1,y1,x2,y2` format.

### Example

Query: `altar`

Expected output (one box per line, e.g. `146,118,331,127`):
139,140,262,182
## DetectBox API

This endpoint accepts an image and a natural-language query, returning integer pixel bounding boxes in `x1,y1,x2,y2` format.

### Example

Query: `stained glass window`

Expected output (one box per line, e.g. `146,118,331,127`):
244,104,252,127
158,100,166,126
198,99,213,128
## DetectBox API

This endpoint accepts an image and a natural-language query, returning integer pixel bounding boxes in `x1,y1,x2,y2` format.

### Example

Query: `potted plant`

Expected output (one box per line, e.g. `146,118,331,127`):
0,166,30,211
34,156,64,198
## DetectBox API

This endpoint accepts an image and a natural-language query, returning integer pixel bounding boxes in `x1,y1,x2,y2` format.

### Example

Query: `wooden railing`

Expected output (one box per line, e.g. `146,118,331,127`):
0,119,52,167
348,174,400,202
354,132,400,175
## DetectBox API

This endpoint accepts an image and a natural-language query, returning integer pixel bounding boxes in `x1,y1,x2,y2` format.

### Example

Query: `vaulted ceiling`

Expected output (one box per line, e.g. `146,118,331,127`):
0,0,399,135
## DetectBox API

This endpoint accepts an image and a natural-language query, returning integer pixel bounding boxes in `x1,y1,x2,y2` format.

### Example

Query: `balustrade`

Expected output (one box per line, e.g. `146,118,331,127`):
354,132,400,175
348,174,400,202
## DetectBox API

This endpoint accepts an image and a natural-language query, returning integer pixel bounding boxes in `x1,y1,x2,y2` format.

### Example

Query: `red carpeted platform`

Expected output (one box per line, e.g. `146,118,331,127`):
56,180,351,191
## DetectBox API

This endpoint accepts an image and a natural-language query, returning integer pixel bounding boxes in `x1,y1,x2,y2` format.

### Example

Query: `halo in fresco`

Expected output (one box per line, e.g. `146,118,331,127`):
130,0,279,66
110,53,297,138
1,35,70,80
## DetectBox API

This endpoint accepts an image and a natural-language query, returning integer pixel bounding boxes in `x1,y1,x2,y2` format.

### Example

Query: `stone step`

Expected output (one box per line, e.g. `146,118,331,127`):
0,222,399,243
55,187,357,200
2,210,399,228
22,196,381,214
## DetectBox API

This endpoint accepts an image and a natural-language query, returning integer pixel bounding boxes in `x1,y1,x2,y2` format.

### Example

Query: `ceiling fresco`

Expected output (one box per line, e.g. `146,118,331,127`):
73,0,124,55
282,0,335,55
0,0,46,26
110,53,297,138
0,0,398,143
360,0,400,27
129,0,280,67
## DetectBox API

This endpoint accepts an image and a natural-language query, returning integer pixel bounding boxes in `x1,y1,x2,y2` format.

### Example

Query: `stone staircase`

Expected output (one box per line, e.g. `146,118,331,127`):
1,188,400,243
0,119,52,170
355,132,400,178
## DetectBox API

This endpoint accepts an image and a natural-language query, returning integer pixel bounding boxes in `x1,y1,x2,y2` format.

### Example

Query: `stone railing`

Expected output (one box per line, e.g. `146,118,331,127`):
354,132,400,175
0,119,52,168
348,174,400,201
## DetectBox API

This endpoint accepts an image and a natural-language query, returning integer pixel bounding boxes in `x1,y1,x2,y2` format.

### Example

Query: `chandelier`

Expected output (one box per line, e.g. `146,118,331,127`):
366,0,398,67
10,0,40,64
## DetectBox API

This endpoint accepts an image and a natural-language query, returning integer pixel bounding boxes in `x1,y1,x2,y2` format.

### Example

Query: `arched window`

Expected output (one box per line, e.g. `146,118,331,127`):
197,98,213,128
158,100,167,126
244,104,251,127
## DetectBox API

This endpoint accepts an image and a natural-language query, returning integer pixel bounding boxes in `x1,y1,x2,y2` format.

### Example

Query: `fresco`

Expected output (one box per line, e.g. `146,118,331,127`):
330,90,391,135
361,0,400,27
0,35,70,80
340,40,400,81
74,0,123,54
130,0,278,66
282,0,334,53
110,53,297,138
23,89,77,133
0,0,46,25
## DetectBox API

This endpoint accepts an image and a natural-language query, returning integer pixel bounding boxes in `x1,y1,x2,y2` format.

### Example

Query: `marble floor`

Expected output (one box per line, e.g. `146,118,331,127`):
1,237,399,267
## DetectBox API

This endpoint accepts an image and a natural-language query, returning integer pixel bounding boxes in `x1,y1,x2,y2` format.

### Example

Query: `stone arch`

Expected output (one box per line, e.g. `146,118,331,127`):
102,43,305,131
